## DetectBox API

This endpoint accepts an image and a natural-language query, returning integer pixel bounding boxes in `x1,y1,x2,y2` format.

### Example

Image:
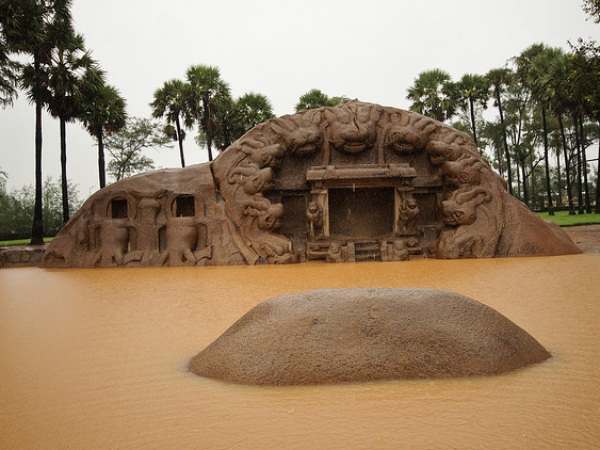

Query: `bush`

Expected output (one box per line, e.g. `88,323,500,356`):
0,176,82,240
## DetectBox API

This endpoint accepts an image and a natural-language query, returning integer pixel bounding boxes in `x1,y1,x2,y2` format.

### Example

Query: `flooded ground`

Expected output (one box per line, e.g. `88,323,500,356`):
1,255,599,449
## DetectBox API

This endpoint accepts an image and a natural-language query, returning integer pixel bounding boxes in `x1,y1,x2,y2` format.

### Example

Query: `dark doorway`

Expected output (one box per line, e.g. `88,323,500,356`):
329,188,394,239
111,198,128,219
175,195,195,217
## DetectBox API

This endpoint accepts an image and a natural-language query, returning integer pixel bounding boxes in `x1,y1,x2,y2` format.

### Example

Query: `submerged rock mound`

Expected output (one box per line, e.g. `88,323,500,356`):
189,288,551,385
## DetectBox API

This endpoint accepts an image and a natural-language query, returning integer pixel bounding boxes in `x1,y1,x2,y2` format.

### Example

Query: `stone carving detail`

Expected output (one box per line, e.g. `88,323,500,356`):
42,100,581,268
396,190,420,235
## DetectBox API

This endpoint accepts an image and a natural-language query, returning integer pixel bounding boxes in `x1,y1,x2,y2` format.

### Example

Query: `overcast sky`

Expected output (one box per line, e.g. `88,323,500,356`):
1,0,598,197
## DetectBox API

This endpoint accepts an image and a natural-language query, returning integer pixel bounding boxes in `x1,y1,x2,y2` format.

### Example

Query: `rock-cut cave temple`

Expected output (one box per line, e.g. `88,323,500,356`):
42,100,580,268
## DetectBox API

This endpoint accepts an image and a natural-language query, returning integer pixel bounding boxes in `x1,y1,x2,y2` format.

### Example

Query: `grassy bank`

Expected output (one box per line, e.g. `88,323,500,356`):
537,210,600,226
0,237,53,247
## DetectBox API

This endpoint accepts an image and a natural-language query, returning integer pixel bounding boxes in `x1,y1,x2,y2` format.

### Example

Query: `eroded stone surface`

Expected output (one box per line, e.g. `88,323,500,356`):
42,100,581,268
189,288,551,385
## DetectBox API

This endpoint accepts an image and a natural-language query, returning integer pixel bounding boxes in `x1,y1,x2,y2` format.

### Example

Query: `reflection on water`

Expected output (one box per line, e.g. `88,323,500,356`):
1,256,600,450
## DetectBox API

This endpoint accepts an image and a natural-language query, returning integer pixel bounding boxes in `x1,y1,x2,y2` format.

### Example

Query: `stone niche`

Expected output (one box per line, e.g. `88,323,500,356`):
42,100,581,268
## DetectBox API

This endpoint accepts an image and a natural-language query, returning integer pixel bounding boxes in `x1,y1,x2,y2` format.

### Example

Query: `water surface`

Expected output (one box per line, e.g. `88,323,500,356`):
1,255,599,449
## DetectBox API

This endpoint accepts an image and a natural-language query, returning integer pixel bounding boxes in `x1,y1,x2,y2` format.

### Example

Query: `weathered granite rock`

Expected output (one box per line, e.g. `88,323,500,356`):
189,288,551,385
42,100,581,268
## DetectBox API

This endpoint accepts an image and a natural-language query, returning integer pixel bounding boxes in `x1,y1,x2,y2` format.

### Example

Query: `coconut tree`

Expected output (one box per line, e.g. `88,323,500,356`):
186,64,231,162
79,71,127,189
406,69,456,122
150,79,191,168
0,0,75,244
486,67,515,194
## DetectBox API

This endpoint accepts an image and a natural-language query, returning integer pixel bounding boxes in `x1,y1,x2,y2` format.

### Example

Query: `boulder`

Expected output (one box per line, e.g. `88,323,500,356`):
189,288,551,385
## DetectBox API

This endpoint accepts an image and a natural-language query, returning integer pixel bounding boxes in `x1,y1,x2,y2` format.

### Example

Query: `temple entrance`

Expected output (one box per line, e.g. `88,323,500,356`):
329,188,394,239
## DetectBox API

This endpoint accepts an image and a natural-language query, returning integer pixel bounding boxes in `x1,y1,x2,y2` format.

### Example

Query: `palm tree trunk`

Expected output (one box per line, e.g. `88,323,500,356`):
555,146,562,208
495,145,503,178
60,117,69,224
558,115,575,215
175,115,185,168
573,115,584,214
579,119,591,213
521,160,529,207
469,97,479,151
541,108,554,215
596,117,600,214
97,131,106,189
202,96,214,162
495,89,513,195
31,51,44,245
515,158,522,199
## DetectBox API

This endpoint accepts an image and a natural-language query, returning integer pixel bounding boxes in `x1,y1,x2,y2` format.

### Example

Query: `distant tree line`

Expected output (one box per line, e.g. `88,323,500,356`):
0,175,81,240
404,42,600,215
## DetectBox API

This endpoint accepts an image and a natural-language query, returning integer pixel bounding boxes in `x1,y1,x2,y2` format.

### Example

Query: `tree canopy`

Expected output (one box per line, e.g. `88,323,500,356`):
104,117,171,182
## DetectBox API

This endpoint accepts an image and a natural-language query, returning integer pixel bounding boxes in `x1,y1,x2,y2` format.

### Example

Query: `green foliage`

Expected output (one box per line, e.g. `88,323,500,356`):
211,92,275,150
0,31,20,107
0,176,81,240
150,78,191,167
186,64,231,161
152,69,275,157
80,77,127,137
0,0,78,244
295,89,341,112
406,69,456,122
104,117,171,182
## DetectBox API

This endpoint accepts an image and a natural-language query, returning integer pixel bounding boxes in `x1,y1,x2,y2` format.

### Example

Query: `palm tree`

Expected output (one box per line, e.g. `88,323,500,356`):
44,33,95,224
570,41,600,213
80,72,127,189
295,89,340,112
150,79,191,168
406,69,456,122
235,92,275,133
528,47,570,216
526,47,577,214
212,92,275,151
486,67,515,194
0,0,75,244
0,31,20,108
455,74,489,150
186,64,231,162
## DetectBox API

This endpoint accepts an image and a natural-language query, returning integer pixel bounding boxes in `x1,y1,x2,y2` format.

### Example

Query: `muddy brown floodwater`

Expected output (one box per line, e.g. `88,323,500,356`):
1,254,600,450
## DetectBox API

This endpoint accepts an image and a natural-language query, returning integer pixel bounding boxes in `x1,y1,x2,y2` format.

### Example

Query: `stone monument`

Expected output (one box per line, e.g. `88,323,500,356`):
42,100,581,268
